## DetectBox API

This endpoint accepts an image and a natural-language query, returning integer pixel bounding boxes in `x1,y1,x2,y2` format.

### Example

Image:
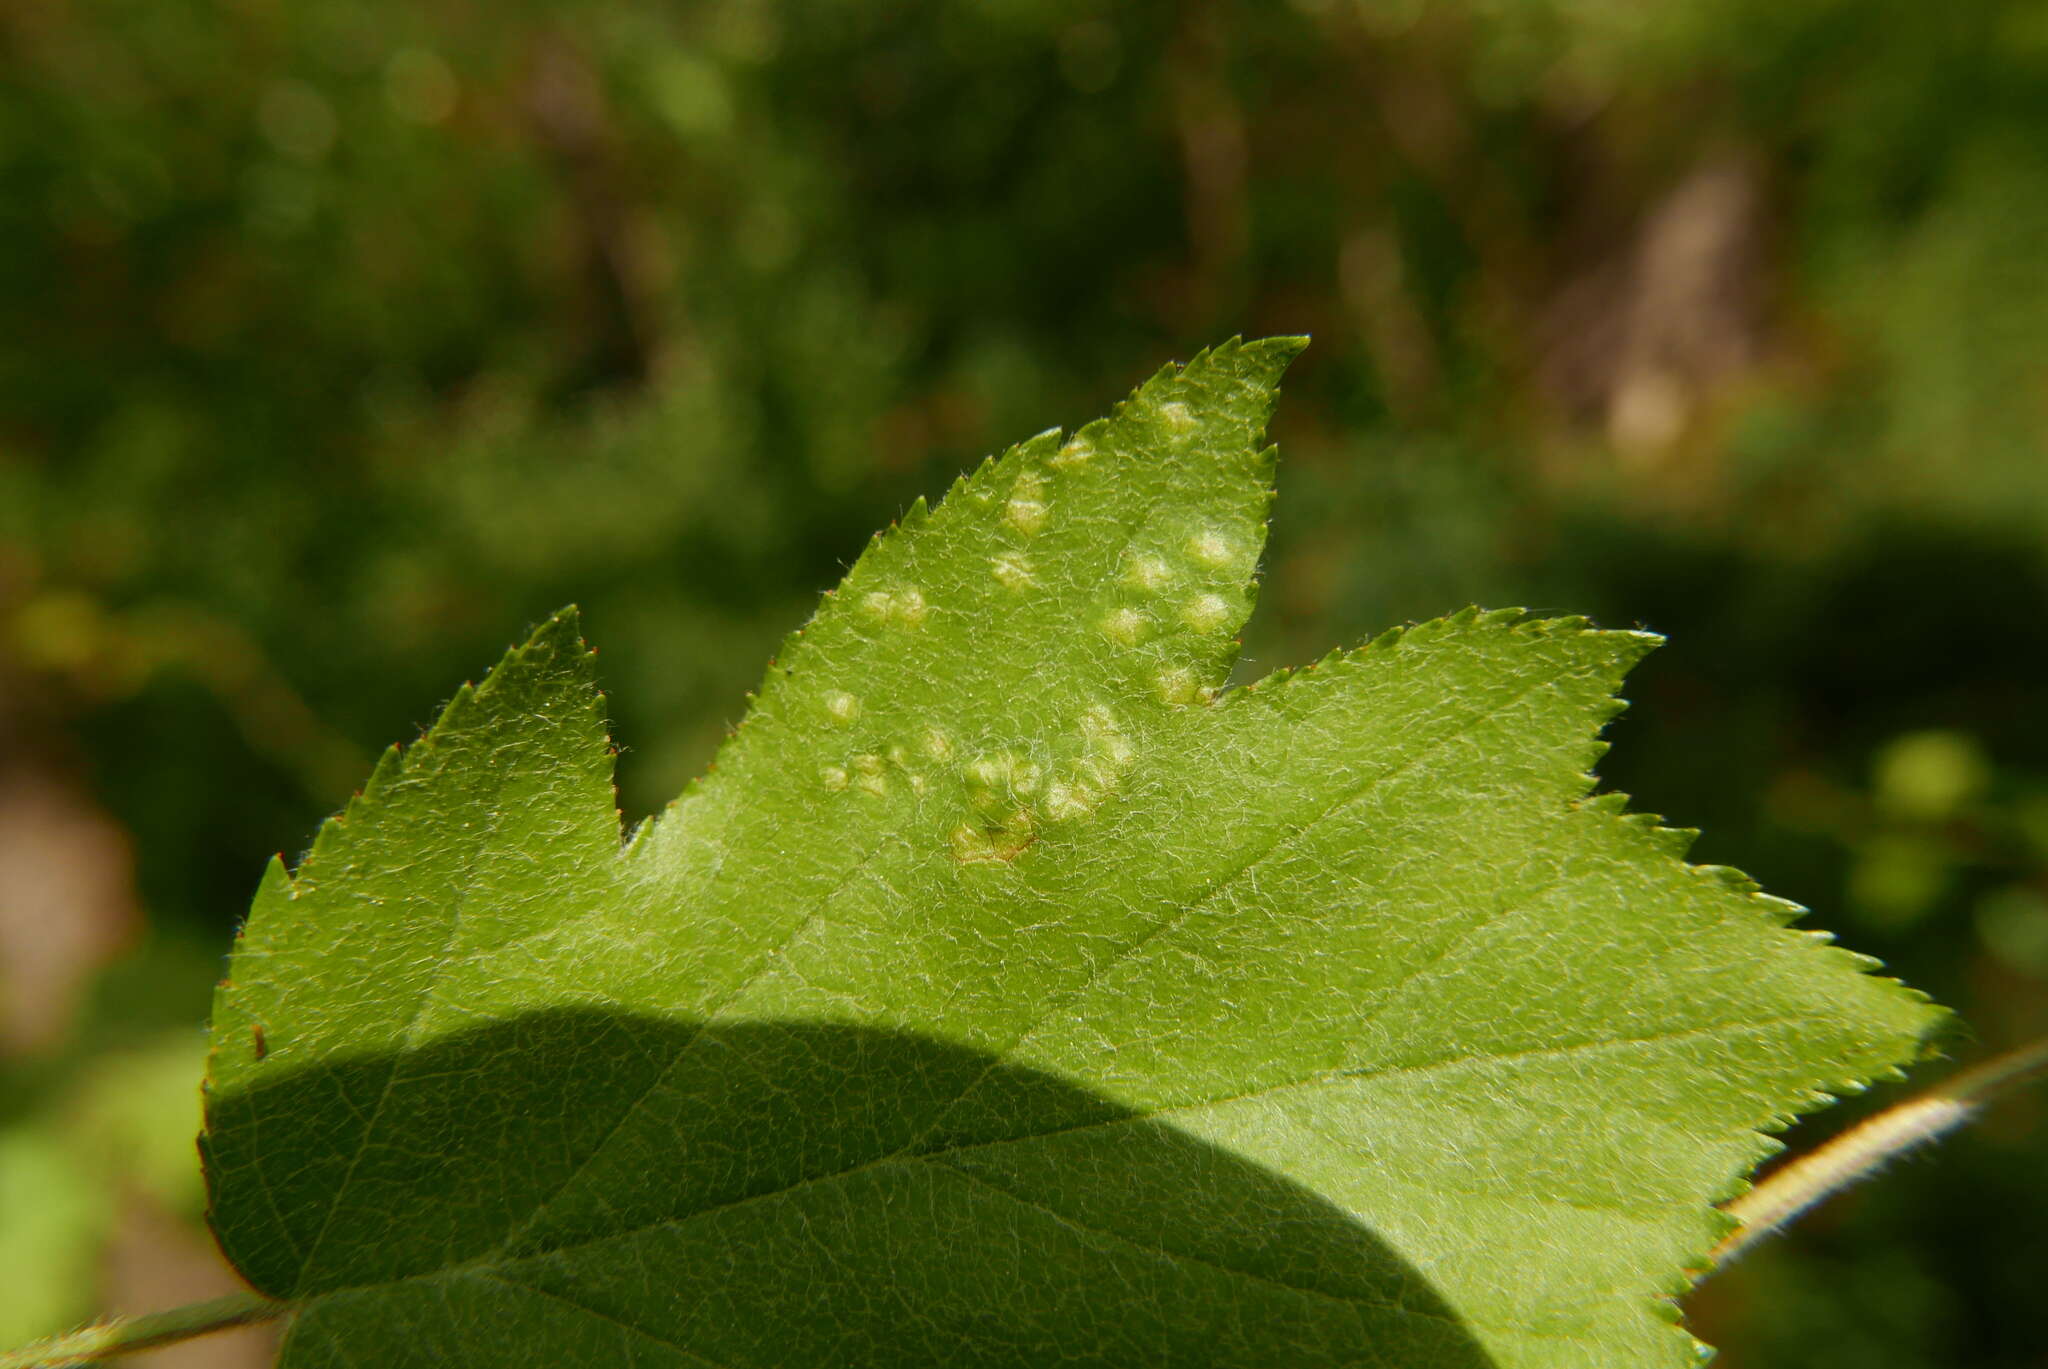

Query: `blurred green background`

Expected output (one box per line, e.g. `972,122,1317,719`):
2,0,2045,1363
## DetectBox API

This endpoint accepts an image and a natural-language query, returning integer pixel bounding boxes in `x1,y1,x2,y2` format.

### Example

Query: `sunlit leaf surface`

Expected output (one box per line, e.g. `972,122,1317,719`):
204,339,1941,1368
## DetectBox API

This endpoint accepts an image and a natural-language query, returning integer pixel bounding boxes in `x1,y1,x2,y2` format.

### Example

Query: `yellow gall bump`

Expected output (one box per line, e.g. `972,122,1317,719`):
824,690,861,723
1156,666,1210,707
1006,500,1048,537
1044,782,1090,821
1044,707,1132,822
950,812,1037,865
1100,607,1147,646
965,750,1034,791
1159,401,1196,432
1124,553,1172,591
1182,593,1232,633
853,753,888,797
964,749,1042,806
861,586,929,628
1050,435,1095,469
1187,530,1234,568
992,551,1034,590
1004,471,1050,537
963,754,1014,812
1080,705,1133,767
922,727,954,761
819,765,849,792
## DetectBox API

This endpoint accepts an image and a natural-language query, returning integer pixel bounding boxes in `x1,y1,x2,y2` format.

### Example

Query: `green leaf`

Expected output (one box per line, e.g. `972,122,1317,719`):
203,338,1942,1368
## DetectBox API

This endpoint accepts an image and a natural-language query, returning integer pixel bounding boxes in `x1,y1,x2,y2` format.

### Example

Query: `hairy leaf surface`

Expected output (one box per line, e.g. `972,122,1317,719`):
203,339,1941,1367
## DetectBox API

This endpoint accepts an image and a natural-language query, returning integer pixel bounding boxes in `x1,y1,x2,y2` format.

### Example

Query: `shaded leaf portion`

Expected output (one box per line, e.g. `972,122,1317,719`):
219,1011,1498,1369
204,339,1941,1368
204,614,622,1289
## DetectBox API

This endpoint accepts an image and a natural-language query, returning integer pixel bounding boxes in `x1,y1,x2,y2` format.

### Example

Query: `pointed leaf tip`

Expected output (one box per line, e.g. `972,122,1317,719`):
1176,334,1309,406
1237,332,1312,376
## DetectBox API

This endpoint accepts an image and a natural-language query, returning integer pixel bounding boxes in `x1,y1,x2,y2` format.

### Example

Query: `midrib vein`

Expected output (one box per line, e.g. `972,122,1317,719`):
907,651,1574,1149
338,1012,1806,1301
293,749,519,1288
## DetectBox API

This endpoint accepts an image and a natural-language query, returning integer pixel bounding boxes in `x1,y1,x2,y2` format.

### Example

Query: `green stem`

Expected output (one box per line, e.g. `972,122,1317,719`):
1710,1035,2048,1268
0,1291,287,1368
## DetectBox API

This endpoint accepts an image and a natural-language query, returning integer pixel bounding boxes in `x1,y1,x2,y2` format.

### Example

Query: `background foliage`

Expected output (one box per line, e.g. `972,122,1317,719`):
1,0,2044,1364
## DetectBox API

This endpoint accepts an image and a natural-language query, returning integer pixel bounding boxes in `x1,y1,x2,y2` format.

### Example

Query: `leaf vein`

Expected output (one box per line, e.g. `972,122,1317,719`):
293,753,517,1289
917,657,1580,1146
484,1015,1802,1279
926,1157,1467,1328
470,1270,738,1369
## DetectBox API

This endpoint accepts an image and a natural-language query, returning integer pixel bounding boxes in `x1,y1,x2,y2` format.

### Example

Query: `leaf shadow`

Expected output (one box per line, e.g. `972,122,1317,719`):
206,1008,1499,1367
